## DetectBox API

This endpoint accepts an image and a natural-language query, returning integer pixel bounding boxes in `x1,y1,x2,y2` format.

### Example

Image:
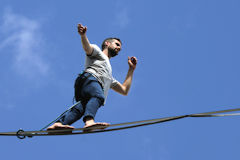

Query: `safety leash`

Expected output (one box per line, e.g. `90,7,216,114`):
39,101,81,131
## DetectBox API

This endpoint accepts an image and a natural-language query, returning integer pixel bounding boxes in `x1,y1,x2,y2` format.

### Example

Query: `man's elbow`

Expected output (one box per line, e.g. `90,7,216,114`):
122,88,129,96
117,89,128,96
114,84,129,96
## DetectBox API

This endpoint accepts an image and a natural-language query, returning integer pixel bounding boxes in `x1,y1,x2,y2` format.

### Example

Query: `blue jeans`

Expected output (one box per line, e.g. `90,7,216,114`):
59,72,105,125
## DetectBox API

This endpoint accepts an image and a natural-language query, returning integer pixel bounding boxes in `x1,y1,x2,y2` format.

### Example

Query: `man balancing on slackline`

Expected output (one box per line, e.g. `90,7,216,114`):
47,23,137,131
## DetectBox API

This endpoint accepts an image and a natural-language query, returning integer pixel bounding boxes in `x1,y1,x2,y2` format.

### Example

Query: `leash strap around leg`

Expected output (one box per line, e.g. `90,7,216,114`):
40,101,81,131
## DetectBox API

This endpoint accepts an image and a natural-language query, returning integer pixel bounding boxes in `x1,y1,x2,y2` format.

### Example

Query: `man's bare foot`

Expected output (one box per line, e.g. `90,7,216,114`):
83,118,110,132
47,122,75,130
84,122,110,129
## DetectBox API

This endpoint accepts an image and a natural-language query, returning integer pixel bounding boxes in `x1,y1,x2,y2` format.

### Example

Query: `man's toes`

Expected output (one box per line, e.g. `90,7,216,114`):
47,124,74,130
62,125,74,129
101,122,110,126
84,122,110,129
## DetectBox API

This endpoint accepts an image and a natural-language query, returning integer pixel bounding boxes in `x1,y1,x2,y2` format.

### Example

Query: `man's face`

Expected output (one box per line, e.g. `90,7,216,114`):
107,39,122,57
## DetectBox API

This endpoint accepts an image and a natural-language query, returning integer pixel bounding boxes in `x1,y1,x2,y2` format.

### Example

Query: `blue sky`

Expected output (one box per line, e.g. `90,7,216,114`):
0,0,240,159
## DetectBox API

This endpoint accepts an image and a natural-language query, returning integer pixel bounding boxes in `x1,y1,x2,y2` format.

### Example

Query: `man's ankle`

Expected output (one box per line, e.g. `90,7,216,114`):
84,116,95,125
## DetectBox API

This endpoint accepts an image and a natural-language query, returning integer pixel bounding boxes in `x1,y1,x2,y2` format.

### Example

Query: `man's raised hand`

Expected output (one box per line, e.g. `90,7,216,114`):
78,24,87,36
128,56,137,70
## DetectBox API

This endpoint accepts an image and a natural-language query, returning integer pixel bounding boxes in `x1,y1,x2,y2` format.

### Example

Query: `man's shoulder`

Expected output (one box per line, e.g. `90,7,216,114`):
91,44,101,52
89,44,106,58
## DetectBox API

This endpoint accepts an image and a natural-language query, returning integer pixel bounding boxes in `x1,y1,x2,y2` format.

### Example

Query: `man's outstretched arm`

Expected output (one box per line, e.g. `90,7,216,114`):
112,57,137,95
78,24,93,56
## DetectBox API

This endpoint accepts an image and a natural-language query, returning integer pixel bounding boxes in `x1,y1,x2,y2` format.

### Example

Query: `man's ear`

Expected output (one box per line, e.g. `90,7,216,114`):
105,41,110,47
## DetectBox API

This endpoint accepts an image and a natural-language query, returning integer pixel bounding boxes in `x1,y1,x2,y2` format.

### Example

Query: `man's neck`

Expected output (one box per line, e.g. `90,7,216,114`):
103,49,111,59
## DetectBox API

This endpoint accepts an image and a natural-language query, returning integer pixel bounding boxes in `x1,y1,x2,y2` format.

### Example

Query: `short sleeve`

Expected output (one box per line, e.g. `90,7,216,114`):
110,77,119,88
89,44,102,57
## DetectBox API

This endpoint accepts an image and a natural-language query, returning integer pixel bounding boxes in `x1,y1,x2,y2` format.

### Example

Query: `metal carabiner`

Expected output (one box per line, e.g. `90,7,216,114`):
16,129,26,139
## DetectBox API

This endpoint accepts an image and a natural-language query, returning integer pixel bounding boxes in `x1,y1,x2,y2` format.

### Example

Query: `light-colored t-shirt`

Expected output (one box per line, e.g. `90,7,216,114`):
84,44,119,103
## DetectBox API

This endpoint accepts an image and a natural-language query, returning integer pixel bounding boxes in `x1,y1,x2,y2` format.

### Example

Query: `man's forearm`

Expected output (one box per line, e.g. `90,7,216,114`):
112,56,137,96
122,68,135,95
81,34,93,55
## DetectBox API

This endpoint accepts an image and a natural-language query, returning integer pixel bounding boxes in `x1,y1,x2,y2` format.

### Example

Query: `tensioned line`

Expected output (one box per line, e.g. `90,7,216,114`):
0,107,239,139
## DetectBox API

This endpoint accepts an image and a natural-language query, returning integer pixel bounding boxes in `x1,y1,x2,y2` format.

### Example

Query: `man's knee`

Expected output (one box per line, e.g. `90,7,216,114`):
94,95,104,106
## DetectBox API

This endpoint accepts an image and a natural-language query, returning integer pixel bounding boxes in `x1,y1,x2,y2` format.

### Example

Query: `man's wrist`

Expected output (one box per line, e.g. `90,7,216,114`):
80,34,87,38
128,67,135,73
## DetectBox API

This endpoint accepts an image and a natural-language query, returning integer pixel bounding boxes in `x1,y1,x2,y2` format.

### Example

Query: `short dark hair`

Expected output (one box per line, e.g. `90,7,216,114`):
101,37,122,50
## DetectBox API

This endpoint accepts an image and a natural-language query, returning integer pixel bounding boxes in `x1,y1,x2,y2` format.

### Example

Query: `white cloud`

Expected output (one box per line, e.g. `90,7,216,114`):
0,8,49,77
114,8,130,29
111,1,130,29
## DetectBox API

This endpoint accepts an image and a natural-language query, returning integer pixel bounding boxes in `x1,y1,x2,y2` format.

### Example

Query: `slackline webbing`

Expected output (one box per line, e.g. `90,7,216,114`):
0,107,239,139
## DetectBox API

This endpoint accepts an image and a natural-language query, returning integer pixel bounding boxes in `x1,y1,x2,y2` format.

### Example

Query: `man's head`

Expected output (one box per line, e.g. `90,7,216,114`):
101,38,122,57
